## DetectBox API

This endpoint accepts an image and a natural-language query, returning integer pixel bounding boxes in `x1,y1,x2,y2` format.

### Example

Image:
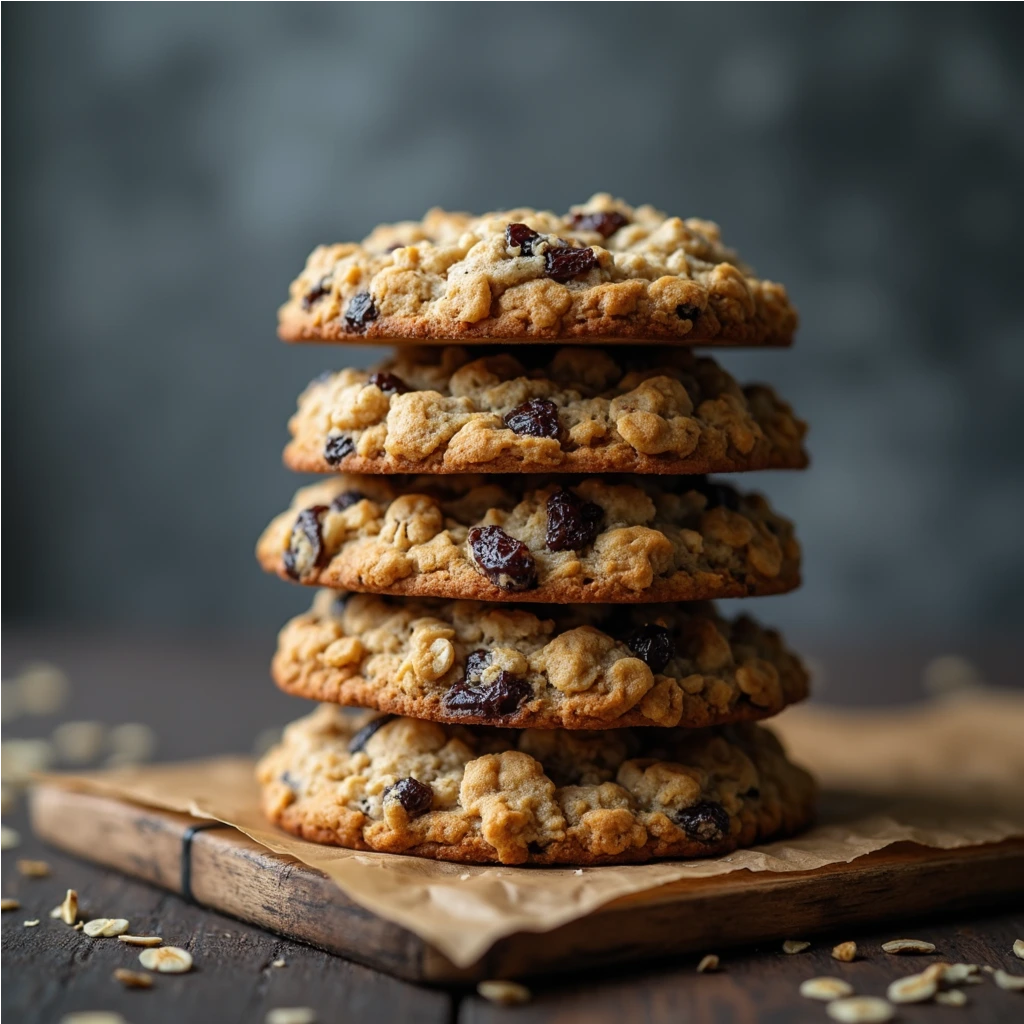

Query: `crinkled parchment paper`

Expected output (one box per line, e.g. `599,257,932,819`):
38,693,1024,967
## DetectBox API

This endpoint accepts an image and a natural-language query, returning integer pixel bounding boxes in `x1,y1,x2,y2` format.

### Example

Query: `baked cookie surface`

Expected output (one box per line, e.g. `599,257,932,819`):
286,346,808,476
279,195,797,346
256,474,800,604
274,591,809,730
257,705,815,865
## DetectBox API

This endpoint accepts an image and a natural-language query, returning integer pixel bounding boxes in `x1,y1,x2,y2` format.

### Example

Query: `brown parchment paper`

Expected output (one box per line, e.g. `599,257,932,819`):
38,693,1024,967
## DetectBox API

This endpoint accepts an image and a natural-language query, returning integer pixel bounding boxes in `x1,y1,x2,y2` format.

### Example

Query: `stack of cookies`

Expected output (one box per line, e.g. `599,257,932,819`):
256,195,816,866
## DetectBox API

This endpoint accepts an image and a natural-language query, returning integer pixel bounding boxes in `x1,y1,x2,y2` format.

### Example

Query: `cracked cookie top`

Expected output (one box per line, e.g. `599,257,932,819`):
257,705,815,865
256,473,800,604
287,345,808,476
279,195,797,346
273,590,810,730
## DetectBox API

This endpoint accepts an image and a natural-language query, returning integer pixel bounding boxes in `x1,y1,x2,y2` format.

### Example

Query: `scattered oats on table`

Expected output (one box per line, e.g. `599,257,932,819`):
51,888,78,924
266,1010,316,1024
783,939,810,954
697,954,720,973
59,1014,128,1024
1,898,20,912
1014,938,1024,960
113,967,154,989
477,980,532,1005
23,919,40,927
993,969,1024,991
271,958,286,968
17,858,51,877
831,941,857,962
881,938,935,954
799,977,854,1001
83,918,130,937
936,989,968,1007
886,972,938,1003
139,945,193,973
825,996,895,1023
118,934,163,947
1,826,21,850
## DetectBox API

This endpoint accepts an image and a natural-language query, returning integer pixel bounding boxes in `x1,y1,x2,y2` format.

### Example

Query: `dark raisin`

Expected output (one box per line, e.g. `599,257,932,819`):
464,649,492,681
348,714,395,753
745,787,760,799
442,671,532,718
568,211,628,237
676,303,702,324
344,291,378,331
693,477,741,512
506,222,541,256
468,526,537,591
625,624,675,674
503,397,562,440
545,246,598,282
302,276,333,310
383,776,433,817
323,434,355,466
545,487,603,552
367,371,410,395
330,490,365,512
283,505,329,579
674,800,731,843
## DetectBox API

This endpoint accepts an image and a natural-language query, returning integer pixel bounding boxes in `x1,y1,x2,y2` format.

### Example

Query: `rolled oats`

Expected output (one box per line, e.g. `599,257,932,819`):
1014,938,1024,960
139,945,193,973
53,889,78,925
831,941,857,962
23,919,40,927
51,721,106,765
881,938,936,955
113,968,154,989
993,969,1024,991
783,939,811,954
83,918,130,937
825,996,895,1023
265,1010,316,1024
886,972,938,1003
1,898,21,911
935,989,967,1007
17,859,51,877
697,954,720,973
476,980,531,1005
799,977,854,1001
1,825,21,850
59,1014,128,1024
118,934,163,947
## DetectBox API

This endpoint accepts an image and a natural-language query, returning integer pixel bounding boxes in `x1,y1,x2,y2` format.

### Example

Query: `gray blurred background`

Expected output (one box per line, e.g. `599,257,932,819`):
4,3,1023,660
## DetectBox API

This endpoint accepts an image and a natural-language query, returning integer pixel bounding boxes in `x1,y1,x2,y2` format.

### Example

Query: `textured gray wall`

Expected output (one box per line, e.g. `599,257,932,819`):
4,3,1023,639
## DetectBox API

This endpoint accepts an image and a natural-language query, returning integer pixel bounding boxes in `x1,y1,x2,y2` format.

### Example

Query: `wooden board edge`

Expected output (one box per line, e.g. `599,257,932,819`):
29,781,1024,983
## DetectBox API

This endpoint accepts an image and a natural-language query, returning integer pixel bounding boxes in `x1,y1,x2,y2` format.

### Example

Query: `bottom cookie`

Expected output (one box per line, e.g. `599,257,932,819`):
257,705,816,866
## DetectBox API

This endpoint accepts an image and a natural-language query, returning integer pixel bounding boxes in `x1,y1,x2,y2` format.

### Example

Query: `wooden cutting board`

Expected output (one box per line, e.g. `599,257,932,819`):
29,782,1024,983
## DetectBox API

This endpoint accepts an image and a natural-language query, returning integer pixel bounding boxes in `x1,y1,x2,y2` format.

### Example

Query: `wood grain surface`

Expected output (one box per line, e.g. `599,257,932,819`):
4,628,1024,1023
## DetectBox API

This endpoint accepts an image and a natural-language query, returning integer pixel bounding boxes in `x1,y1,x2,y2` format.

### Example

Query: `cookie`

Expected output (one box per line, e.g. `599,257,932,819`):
257,705,816,865
279,194,797,346
286,346,808,476
256,474,801,604
273,591,810,730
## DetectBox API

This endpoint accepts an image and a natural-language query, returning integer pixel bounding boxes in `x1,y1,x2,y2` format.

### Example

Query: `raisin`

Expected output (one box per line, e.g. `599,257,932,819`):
625,624,675,674
745,787,760,799
506,222,541,255
503,397,562,440
348,714,395,753
383,776,433,817
442,671,532,718
468,526,537,592
674,800,731,843
283,505,329,579
693,477,741,512
344,291,378,331
367,371,410,395
323,434,355,466
330,490,365,512
545,246,598,282
676,303,702,324
302,276,333,310
545,487,603,552
568,211,628,237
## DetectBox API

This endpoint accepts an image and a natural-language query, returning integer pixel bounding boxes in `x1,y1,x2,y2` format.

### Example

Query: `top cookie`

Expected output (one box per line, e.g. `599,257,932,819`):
279,195,797,346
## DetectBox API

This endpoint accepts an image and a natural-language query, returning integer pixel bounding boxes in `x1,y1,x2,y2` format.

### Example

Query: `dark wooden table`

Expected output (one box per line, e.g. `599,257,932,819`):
3,628,1023,1024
